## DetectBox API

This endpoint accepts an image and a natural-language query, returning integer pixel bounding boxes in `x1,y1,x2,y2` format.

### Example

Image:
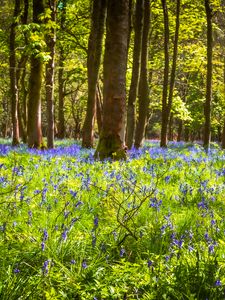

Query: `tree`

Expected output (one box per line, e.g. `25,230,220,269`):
9,0,21,146
45,0,57,148
134,0,150,149
160,0,180,147
82,0,107,148
126,0,144,149
203,0,213,151
95,0,129,160
27,0,45,148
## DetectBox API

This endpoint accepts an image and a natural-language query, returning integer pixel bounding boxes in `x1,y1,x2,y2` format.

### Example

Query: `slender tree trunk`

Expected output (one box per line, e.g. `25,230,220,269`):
126,0,144,149
58,49,65,139
57,4,66,139
9,0,21,146
160,0,170,147
221,57,225,148
95,0,129,160
134,0,150,149
203,0,213,151
177,119,182,142
27,0,45,148
96,84,103,134
82,0,107,148
17,0,29,143
46,0,56,148
160,0,180,147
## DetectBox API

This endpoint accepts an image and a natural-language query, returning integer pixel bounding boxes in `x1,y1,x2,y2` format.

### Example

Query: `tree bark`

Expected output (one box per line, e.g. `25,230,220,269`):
177,119,182,142
222,57,225,148
96,84,103,134
134,0,150,149
82,0,107,148
45,0,56,148
160,0,170,147
9,0,21,146
160,0,180,147
203,0,213,151
95,0,129,160
57,4,66,139
27,0,45,148
126,0,144,149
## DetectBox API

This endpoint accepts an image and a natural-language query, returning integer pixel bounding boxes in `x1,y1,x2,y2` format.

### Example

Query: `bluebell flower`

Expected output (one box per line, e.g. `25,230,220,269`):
120,248,125,257
82,260,87,269
94,216,99,227
215,279,222,286
14,268,20,274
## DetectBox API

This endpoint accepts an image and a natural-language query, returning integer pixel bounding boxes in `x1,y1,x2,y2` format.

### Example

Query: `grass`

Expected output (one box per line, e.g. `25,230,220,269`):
0,140,225,299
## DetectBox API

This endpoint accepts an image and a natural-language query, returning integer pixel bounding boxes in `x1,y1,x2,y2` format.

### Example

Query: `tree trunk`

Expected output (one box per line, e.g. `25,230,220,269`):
57,4,66,139
17,0,29,143
126,0,144,149
96,84,103,134
95,0,129,160
82,0,107,148
203,0,213,151
168,113,173,141
160,0,170,147
160,0,180,147
9,0,21,146
221,56,225,148
46,0,56,148
27,0,45,148
134,0,150,149
177,119,182,142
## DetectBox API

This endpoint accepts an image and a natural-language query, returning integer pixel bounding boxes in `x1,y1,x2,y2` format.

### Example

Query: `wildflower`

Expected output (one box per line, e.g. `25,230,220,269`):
120,248,125,257
147,259,153,267
43,229,48,241
82,260,87,269
70,259,76,264
215,279,222,286
14,268,20,274
42,259,50,275
41,242,45,251
94,216,99,227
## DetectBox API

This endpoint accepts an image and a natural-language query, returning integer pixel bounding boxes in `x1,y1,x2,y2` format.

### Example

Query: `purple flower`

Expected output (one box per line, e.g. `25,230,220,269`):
120,248,125,257
70,259,76,264
41,242,45,251
94,216,99,227
42,259,50,275
147,259,153,267
82,260,87,269
215,279,222,286
43,229,48,241
14,268,20,274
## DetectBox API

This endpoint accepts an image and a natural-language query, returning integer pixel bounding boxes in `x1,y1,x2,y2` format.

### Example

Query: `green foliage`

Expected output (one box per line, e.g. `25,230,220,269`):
1,141,225,298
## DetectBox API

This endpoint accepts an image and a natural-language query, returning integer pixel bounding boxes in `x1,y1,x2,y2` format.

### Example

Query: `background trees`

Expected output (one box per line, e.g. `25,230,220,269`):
0,0,225,156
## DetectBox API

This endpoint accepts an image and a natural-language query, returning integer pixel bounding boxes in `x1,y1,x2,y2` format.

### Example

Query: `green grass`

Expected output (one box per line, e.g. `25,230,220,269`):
0,141,225,299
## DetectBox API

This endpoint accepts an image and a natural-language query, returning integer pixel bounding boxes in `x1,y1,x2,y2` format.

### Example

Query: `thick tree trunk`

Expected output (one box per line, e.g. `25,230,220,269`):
27,0,45,148
46,0,56,148
82,0,107,148
95,0,129,160
168,113,174,141
134,0,150,149
9,0,21,146
203,0,213,151
126,0,144,149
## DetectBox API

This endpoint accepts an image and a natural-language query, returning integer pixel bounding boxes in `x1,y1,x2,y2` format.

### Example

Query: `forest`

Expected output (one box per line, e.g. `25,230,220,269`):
1,0,225,299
